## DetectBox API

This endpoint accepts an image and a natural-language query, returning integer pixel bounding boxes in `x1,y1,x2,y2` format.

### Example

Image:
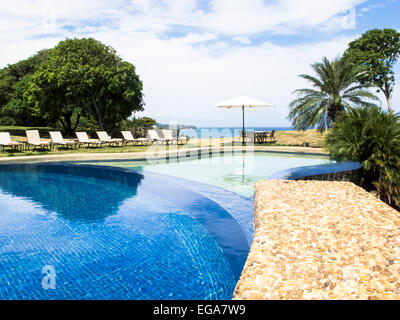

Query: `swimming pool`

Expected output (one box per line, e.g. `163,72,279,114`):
0,163,249,300
0,152,332,300
83,152,332,197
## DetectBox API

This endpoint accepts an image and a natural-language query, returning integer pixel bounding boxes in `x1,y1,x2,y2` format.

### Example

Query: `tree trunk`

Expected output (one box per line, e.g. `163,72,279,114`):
72,114,81,132
91,94,105,130
327,103,343,123
59,118,68,134
65,115,72,136
382,84,394,114
59,111,81,137
59,116,73,137
387,96,394,114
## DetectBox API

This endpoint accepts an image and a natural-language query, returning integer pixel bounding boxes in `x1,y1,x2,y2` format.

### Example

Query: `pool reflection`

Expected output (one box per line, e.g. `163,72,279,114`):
0,164,144,222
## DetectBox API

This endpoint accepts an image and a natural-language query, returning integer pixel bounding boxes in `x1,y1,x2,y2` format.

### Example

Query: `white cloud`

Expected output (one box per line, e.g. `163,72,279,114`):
0,0,367,41
118,34,365,126
0,0,398,127
232,36,251,45
199,0,365,35
358,0,395,14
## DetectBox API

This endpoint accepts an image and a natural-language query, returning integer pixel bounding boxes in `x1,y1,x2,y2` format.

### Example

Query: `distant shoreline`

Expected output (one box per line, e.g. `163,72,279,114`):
195,127,293,129
180,127,294,138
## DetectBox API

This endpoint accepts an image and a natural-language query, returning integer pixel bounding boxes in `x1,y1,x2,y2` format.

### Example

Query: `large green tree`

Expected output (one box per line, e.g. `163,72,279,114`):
288,56,378,131
29,38,144,134
345,28,400,113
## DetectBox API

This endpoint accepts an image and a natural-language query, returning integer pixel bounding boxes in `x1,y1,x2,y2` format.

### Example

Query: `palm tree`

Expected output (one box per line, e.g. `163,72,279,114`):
288,56,379,131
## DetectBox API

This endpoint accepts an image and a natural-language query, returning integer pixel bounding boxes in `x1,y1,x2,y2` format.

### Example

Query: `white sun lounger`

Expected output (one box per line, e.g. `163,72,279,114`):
161,130,189,145
147,129,168,144
0,132,23,151
96,131,123,146
75,132,103,148
49,131,77,149
121,131,149,145
26,130,51,150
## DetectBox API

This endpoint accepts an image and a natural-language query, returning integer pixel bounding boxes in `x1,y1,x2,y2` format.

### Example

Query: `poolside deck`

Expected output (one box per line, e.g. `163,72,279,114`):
0,145,327,163
234,180,400,300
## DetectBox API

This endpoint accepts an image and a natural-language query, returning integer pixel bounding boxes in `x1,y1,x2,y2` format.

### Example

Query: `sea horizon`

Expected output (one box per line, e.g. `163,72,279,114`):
180,126,294,138
196,126,293,129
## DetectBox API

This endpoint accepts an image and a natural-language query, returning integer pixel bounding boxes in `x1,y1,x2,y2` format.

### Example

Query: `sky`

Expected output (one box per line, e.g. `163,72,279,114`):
0,0,399,127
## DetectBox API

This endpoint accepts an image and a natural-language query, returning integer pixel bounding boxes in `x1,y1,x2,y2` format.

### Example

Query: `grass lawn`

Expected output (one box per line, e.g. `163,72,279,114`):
0,126,327,157
0,126,210,157
274,129,327,148
221,129,328,148
0,125,54,138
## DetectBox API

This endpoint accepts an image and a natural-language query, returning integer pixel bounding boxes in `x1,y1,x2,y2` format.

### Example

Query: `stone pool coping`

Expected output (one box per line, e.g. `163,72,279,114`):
268,161,362,180
0,145,327,164
233,180,400,300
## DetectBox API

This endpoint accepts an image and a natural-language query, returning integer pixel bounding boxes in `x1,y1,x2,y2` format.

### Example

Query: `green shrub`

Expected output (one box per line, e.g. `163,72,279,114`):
74,115,99,138
326,106,400,209
0,116,16,126
119,117,156,138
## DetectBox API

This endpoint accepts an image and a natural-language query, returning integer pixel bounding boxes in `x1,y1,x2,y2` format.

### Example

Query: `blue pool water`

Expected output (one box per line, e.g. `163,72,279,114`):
0,163,250,300
85,152,332,197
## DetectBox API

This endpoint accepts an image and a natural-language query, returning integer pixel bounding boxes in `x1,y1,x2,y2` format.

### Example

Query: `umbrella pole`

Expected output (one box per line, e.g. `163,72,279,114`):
242,105,245,143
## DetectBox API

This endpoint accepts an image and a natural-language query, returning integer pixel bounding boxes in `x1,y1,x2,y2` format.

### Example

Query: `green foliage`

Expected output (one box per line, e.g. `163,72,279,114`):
0,69,15,108
288,55,379,131
326,106,400,208
345,28,400,112
0,125,53,138
0,50,49,125
0,116,16,126
73,115,100,137
6,50,49,80
131,117,157,128
4,74,47,126
29,38,144,134
119,117,156,138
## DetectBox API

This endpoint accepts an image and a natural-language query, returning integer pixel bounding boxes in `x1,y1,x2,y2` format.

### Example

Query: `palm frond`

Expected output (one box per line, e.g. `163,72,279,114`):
289,55,381,131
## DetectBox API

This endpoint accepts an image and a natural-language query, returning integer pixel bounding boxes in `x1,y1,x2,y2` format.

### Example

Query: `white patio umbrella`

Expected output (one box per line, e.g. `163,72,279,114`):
212,95,273,138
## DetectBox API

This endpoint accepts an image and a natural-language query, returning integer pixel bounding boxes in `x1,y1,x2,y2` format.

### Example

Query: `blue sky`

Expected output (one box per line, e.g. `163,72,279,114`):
0,0,399,126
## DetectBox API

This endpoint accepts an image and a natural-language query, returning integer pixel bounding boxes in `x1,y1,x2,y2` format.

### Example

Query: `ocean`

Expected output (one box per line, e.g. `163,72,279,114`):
180,127,293,138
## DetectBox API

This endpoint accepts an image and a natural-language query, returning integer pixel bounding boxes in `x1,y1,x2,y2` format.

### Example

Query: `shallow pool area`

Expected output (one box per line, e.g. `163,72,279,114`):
83,152,332,197
0,163,249,300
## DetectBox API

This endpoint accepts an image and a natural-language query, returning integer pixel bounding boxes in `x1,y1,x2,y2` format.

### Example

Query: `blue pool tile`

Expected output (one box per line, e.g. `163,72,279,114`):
0,163,250,300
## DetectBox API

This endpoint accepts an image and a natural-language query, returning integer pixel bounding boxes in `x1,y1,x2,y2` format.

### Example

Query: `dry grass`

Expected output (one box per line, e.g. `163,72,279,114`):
274,129,328,148
218,130,328,148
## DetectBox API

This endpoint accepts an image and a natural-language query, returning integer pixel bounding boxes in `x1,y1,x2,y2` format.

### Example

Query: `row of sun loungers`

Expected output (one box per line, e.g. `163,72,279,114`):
146,130,189,145
0,129,189,151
